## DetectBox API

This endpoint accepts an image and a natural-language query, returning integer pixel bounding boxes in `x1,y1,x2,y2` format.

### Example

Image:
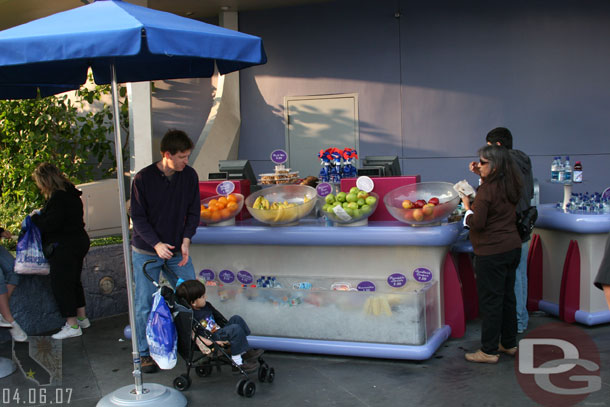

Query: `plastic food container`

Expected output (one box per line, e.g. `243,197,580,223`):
383,182,460,226
200,193,244,226
245,185,317,226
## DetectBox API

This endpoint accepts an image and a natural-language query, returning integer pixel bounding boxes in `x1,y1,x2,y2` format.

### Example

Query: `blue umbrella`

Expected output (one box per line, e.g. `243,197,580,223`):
0,1,266,403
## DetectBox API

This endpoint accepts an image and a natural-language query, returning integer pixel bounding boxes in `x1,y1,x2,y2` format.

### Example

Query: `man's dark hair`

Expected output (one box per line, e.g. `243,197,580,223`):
160,129,194,154
175,279,206,304
486,127,513,149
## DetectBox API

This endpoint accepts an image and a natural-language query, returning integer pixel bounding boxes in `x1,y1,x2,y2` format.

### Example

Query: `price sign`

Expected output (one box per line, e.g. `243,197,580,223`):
237,270,254,284
199,269,215,281
270,149,288,164
387,273,407,288
413,267,432,282
219,270,235,284
216,181,235,195
316,182,332,197
357,281,376,292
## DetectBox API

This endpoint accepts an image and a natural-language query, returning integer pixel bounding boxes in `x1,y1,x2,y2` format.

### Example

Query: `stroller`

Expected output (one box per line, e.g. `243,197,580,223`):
142,260,275,397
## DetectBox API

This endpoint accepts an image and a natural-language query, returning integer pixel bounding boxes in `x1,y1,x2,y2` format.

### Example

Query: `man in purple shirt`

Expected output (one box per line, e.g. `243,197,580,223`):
130,129,200,373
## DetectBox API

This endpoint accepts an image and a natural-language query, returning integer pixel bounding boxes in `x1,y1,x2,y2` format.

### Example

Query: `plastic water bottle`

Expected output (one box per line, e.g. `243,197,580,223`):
557,157,565,183
551,157,560,183
573,161,582,183
563,156,572,184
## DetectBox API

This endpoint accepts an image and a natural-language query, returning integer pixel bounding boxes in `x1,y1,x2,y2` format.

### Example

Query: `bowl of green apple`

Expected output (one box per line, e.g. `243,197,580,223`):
320,187,379,226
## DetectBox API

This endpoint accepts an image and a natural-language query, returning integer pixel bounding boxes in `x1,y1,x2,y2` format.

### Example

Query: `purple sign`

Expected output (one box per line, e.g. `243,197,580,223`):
270,149,288,164
316,182,332,197
237,270,254,285
387,273,407,288
356,281,376,292
219,269,235,284
413,267,433,283
199,269,215,281
216,181,235,196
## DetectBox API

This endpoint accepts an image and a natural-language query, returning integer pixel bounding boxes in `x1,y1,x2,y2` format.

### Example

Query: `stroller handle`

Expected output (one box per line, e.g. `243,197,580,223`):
141,258,180,286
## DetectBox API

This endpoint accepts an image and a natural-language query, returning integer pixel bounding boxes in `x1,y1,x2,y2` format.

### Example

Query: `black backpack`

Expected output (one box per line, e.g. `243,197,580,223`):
516,206,538,242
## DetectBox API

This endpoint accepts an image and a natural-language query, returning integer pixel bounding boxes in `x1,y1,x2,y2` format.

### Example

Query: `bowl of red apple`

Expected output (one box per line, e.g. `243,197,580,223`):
383,181,460,226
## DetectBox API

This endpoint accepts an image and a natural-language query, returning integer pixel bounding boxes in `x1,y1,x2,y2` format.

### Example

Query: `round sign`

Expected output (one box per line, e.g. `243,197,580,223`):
356,176,374,193
270,149,288,164
356,281,376,292
316,182,332,197
199,269,215,281
387,273,407,288
237,270,254,285
218,269,235,284
602,187,610,200
216,181,235,195
413,267,433,282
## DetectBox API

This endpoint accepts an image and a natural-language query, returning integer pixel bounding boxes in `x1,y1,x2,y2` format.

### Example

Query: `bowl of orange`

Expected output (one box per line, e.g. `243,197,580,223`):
200,193,244,226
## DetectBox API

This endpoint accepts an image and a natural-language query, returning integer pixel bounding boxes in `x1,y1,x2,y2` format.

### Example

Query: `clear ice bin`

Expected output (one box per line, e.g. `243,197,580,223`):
205,278,440,346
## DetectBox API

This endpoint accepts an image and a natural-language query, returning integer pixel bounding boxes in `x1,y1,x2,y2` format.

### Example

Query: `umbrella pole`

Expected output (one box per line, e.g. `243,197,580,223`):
110,65,143,394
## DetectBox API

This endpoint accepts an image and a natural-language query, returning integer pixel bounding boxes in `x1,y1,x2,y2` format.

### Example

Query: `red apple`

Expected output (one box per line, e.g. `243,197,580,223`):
404,209,414,221
413,208,424,221
428,197,439,206
402,199,414,209
414,199,426,208
422,203,435,217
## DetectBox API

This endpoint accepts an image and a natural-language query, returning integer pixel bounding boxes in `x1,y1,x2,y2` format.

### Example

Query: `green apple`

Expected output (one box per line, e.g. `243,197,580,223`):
349,186,359,194
357,191,369,200
325,194,335,204
352,208,361,218
333,201,341,207
342,202,350,209
322,204,330,212
346,193,358,203
345,207,354,217
365,196,377,206
357,198,365,207
361,204,371,214
347,202,358,210
336,191,347,203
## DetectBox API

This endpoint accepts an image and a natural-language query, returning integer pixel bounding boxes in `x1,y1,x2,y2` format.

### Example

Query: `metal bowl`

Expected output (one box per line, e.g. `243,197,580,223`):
245,185,317,226
383,182,460,226
319,192,379,226
200,193,244,226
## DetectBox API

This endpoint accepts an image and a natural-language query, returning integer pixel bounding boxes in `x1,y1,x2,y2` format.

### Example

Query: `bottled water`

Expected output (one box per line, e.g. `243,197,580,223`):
563,156,572,184
551,157,560,183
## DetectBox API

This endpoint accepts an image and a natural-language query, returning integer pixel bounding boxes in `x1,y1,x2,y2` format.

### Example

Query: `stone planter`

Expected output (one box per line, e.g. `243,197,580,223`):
1,244,127,342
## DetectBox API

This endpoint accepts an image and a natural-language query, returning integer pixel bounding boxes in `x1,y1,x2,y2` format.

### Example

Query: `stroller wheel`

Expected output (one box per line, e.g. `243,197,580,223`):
196,365,213,377
173,374,191,391
267,367,275,384
243,380,256,398
236,378,247,396
258,365,268,382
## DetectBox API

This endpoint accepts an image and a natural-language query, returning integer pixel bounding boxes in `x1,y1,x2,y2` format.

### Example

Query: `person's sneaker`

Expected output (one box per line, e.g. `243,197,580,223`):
77,317,91,329
0,314,12,328
232,360,258,374
465,349,499,364
51,323,82,340
243,348,264,362
10,321,27,342
140,356,159,374
498,344,518,356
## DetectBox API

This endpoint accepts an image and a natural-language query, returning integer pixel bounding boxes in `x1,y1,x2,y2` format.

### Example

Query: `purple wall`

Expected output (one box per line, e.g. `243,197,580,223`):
239,0,610,204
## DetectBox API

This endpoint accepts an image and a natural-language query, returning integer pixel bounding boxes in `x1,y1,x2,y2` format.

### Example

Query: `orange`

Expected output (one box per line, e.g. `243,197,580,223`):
218,196,228,205
216,201,226,210
227,194,237,203
227,201,238,211
200,209,212,219
211,211,222,222
220,208,232,219
208,198,218,207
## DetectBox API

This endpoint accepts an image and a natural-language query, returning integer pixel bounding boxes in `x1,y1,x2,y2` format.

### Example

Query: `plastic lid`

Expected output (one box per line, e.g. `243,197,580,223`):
356,176,374,192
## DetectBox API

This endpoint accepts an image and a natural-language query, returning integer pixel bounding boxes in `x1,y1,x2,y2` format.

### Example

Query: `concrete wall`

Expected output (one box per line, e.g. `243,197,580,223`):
238,0,610,204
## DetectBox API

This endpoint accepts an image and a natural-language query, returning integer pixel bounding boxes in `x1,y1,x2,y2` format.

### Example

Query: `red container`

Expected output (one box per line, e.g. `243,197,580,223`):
199,180,251,220
340,175,420,221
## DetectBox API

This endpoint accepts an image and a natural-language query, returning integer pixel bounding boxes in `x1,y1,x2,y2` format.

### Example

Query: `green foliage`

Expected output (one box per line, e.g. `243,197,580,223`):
0,78,128,233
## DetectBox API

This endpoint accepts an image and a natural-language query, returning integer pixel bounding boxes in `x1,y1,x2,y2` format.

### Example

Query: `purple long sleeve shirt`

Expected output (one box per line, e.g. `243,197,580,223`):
130,162,200,253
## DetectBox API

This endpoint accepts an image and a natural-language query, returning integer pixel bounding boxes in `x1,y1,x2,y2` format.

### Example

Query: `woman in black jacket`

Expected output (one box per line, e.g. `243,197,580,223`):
31,163,91,339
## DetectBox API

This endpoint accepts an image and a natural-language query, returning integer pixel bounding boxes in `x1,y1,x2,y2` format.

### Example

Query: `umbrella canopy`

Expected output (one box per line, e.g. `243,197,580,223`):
0,0,266,98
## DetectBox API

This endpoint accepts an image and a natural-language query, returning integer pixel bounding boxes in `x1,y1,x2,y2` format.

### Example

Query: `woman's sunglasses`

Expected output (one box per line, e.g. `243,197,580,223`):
479,159,489,166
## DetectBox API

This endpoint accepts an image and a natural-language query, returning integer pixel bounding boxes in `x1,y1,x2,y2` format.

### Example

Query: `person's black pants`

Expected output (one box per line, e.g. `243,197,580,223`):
474,247,521,355
48,236,90,318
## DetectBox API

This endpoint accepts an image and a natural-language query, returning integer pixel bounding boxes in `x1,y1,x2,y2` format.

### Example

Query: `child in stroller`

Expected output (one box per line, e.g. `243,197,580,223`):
171,279,274,396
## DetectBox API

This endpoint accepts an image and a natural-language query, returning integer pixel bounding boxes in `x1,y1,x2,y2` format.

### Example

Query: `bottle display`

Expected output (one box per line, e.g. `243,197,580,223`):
551,157,559,183
573,161,583,183
563,156,572,184
557,157,565,183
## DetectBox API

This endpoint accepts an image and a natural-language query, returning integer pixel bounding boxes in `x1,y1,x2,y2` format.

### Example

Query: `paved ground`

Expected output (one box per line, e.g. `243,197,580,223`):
0,311,609,407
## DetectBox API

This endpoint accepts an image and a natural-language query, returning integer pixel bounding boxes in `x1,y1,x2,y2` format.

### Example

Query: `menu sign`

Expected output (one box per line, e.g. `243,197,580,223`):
270,149,288,164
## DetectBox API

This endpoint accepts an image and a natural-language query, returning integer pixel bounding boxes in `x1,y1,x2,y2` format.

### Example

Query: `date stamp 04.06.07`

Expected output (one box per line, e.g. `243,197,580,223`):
2,387,73,405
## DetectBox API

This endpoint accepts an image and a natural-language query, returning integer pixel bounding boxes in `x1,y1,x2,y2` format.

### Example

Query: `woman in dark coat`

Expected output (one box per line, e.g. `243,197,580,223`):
31,163,91,339
461,145,523,363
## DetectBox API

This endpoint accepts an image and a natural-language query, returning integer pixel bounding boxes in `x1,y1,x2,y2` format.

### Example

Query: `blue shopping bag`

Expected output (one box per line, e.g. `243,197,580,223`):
146,290,177,369
14,215,50,275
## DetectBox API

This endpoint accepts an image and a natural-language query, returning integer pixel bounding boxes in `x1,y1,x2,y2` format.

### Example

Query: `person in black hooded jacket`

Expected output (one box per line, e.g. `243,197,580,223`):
31,163,91,340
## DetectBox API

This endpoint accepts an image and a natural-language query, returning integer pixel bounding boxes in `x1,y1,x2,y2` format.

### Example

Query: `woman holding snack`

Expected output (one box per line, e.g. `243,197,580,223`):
461,144,522,364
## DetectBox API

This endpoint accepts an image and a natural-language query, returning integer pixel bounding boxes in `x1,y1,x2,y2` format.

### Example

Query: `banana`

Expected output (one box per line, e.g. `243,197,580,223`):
253,196,263,209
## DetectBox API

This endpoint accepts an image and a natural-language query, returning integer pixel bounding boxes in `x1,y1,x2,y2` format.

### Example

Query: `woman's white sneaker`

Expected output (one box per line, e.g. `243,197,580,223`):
77,317,91,329
0,314,12,328
10,321,27,342
52,323,82,340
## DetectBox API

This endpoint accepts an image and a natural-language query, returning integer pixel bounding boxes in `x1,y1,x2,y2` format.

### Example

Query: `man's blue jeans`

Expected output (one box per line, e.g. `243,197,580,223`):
132,250,195,356
0,245,18,295
515,240,530,332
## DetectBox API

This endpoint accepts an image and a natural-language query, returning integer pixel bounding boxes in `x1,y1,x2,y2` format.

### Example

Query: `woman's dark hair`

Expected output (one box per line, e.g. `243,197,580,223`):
175,279,206,304
478,144,522,205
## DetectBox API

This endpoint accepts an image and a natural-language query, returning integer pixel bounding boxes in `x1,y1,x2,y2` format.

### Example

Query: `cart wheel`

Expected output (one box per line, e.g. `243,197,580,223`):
258,365,268,382
243,380,256,398
267,367,275,384
173,374,191,391
236,378,247,396
196,365,213,377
